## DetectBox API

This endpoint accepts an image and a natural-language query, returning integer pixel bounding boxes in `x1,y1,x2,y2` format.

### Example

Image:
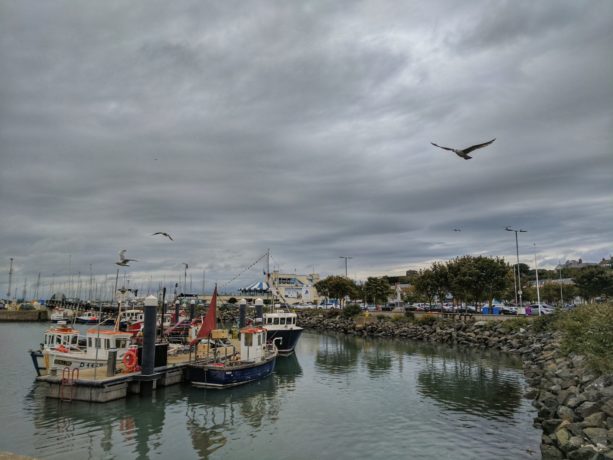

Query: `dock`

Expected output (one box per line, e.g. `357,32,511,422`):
36,351,211,403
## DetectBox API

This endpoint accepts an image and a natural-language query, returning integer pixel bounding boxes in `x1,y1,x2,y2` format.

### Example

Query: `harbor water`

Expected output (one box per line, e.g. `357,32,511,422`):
0,323,540,459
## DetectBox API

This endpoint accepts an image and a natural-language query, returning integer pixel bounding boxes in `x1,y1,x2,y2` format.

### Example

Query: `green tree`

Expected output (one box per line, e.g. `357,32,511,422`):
574,267,613,303
363,277,392,305
447,256,509,309
413,269,437,307
431,262,450,307
314,276,359,306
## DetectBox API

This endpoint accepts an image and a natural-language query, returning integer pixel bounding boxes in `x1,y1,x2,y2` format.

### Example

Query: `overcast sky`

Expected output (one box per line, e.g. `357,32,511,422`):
1,1,612,297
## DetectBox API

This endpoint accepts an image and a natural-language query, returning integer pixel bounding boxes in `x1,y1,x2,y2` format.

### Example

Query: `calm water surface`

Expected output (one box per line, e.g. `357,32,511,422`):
0,323,540,459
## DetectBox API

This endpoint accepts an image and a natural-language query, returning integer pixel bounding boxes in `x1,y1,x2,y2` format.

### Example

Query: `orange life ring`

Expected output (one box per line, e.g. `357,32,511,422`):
122,349,138,371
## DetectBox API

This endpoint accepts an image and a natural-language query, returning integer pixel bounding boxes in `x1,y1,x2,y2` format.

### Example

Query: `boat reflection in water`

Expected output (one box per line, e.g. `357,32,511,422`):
26,355,303,459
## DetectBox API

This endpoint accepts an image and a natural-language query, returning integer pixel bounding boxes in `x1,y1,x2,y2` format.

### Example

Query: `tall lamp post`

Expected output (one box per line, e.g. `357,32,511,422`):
505,227,527,308
533,243,542,316
339,256,352,278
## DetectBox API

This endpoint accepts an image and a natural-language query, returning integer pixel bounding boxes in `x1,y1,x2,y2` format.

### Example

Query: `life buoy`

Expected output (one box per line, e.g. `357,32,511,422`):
56,344,69,353
122,349,138,371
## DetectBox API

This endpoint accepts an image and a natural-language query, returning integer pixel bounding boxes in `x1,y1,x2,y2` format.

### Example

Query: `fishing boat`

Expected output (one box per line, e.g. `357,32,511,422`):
185,286,278,388
30,327,133,376
262,308,303,356
186,327,277,389
75,311,100,324
49,308,74,323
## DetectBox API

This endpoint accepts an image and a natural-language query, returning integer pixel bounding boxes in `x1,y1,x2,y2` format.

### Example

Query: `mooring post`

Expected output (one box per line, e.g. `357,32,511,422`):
141,295,157,394
239,298,247,328
107,350,117,377
189,299,196,320
255,298,264,325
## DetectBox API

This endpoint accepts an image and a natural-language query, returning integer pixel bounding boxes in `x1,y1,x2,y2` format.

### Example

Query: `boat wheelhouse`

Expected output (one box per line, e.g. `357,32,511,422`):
30,328,134,376
262,309,303,356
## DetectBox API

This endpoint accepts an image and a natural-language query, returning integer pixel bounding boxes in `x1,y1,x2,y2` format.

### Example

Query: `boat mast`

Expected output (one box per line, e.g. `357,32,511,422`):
7,257,13,301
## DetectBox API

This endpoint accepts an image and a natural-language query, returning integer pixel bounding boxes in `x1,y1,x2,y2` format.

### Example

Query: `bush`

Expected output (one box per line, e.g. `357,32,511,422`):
341,304,362,318
555,303,613,373
324,309,341,319
531,311,559,333
499,317,530,333
415,315,438,327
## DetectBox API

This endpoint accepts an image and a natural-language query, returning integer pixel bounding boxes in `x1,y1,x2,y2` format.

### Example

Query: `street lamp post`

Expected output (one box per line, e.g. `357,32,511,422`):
533,243,542,316
339,256,352,277
505,227,527,308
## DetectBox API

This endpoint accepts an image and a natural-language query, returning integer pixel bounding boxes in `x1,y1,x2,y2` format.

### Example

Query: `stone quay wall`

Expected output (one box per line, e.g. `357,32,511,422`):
0,310,48,322
298,313,613,460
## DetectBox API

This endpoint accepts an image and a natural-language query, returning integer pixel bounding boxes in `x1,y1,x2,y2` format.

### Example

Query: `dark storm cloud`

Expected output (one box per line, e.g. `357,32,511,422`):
1,0,611,297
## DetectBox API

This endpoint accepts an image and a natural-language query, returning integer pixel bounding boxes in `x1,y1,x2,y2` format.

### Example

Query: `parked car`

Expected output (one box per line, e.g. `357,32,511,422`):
500,305,518,315
527,304,555,315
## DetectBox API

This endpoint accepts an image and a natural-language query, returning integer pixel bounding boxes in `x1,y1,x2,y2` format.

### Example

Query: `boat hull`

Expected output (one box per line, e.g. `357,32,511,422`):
186,355,276,389
266,328,302,356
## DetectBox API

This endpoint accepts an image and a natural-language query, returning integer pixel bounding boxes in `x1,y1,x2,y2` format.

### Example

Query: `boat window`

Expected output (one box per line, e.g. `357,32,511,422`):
88,338,93,348
117,338,127,348
105,339,110,349
56,336,61,344
289,317,294,325
95,338,101,349
273,318,280,325
244,334,253,346
266,317,272,324
279,318,286,325
257,334,262,345
72,336,78,345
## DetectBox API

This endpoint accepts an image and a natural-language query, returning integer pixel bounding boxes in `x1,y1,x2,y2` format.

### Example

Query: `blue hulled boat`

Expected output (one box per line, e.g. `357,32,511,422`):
186,326,277,389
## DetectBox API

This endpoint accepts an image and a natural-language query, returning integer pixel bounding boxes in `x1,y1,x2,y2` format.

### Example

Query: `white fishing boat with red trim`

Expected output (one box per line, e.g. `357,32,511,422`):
30,327,133,376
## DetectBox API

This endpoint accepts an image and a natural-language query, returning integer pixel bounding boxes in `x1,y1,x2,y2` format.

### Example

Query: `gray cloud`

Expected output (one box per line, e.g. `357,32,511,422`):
1,0,611,298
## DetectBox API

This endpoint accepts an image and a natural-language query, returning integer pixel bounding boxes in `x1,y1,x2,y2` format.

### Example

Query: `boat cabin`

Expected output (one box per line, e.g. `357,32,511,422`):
121,309,145,323
43,323,81,350
84,329,133,359
240,327,268,362
263,311,298,327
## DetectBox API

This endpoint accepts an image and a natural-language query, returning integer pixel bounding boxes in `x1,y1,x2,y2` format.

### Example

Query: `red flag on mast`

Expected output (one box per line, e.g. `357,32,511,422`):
190,285,217,346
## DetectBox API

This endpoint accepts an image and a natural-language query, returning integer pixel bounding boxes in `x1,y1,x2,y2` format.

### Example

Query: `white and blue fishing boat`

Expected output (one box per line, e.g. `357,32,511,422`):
186,326,277,389
185,286,278,389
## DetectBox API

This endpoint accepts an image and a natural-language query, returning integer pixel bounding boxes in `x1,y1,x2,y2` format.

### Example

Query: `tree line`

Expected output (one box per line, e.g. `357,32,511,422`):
314,256,613,307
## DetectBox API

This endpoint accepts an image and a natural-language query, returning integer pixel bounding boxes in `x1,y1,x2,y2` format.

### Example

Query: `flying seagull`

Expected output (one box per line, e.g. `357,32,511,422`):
116,249,138,267
153,232,174,241
431,138,496,160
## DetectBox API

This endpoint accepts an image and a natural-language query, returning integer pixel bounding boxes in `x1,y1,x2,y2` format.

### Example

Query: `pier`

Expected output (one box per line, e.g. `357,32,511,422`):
37,352,197,403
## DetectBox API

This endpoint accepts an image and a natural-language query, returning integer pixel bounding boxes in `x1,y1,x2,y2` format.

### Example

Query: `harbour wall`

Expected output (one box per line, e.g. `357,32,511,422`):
0,310,48,322
298,312,613,460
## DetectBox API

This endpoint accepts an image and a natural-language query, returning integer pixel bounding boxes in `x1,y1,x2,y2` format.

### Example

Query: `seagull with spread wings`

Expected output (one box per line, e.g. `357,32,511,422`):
431,138,496,160
153,232,174,241
116,249,138,267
